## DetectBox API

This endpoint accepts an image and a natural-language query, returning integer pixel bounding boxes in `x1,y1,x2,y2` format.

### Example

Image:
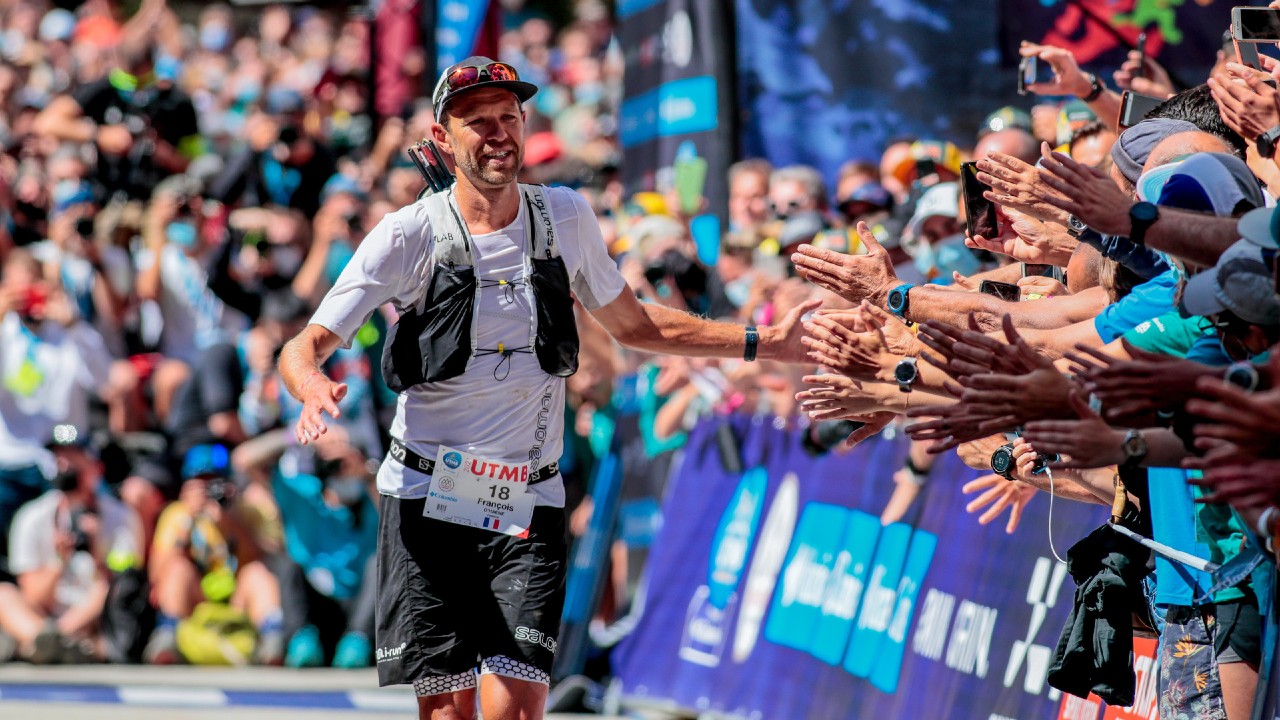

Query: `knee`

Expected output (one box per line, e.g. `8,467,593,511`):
152,359,191,396
237,560,279,596
107,360,139,399
120,476,163,518
417,695,478,720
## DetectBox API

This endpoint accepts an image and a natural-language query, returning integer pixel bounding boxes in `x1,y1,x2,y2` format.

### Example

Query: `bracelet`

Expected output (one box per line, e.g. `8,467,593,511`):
1081,73,1104,102
904,456,931,477
744,325,759,362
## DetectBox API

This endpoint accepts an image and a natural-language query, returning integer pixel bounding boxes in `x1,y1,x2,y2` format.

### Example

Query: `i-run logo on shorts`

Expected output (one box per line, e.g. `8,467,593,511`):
376,641,408,664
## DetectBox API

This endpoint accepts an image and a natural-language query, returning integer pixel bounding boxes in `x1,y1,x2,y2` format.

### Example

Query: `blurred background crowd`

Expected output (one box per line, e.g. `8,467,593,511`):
2,1,1280,719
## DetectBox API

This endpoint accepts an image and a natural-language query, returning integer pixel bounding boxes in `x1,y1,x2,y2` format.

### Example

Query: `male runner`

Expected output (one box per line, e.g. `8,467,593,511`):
279,57,814,720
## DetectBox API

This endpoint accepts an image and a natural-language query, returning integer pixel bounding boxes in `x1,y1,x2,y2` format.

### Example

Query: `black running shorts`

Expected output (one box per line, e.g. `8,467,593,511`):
374,496,568,687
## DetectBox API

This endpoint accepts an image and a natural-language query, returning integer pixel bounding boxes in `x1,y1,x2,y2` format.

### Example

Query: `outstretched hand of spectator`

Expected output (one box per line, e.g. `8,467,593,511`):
295,372,349,445
1113,49,1176,99
802,314,893,383
1036,143,1133,236
1185,366,1280,459
1022,390,1126,469
1188,458,1280,508
1068,341,1215,421
796,374,887,421
1209,63,1280,143
792,222,898,307
965,207,1075,267
976,152,1071,226
962,473,1036,534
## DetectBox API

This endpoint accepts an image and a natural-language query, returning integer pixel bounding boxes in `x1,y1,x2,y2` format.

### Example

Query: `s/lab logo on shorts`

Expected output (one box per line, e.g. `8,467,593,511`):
443,452,463,469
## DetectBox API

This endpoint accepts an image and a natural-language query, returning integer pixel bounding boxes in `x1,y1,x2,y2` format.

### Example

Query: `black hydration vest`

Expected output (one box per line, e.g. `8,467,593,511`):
381,184,580,393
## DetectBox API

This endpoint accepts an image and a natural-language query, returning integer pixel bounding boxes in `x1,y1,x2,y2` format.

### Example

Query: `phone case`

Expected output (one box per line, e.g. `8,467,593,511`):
674,156,708,215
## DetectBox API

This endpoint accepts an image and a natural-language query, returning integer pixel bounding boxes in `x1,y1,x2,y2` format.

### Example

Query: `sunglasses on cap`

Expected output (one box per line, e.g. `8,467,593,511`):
442,61,521,95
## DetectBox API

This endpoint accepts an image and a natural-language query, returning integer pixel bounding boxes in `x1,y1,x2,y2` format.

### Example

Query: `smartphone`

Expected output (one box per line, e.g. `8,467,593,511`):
1118,90,1164,129
1022,263,1066,283
979,280,1021,302
1135,31,1147,80
1236,36,1263,69
960,161,998,240
674,155,708,216
1233,6,1280,42
1017,55,1055,95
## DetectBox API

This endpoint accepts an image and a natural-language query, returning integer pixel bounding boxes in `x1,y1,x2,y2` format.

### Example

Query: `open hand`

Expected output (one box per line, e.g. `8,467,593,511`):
295,372,349,445
976,152,1071,226
791,222,898,307
962,473,1036,534
1036,143,1133,236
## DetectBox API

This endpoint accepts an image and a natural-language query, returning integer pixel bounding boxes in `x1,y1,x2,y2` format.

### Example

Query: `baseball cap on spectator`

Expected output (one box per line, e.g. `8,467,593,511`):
51,181,95,215
182,444,231,480
889,141,963,186
432,56,538,121
38,8,76,43
1110,118,1199,185
1238,204,1280,249
1181,239,1280,326
524,131,562,167
979,107,1033,137
628,214,686,259
904,182,960,245
1057,100,1097,145
1138,153,1265,215
321,173,368,203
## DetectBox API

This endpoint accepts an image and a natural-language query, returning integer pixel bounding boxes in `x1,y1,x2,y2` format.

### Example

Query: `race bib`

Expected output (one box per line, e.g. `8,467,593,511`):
423,446,535,537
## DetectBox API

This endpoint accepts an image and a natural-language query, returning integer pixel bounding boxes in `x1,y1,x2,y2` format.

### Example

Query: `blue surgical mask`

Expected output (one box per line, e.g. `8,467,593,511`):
166,220,198,248
914,234,981,284
725,276,752,308
200,24,231,52
574,82,604,106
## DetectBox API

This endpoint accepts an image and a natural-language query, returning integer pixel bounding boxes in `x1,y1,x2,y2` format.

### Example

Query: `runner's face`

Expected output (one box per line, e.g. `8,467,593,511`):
440,88,525,189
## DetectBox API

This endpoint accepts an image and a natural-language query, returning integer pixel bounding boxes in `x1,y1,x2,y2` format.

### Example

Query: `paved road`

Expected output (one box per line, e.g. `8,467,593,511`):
0,665,622,719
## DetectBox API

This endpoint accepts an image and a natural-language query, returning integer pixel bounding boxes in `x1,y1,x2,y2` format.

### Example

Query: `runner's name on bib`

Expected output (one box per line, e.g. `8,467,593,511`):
423,446,534,537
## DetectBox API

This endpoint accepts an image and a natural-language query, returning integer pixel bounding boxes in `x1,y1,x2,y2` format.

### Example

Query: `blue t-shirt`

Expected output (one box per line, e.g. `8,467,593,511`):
1148,467,1215,609
1093,269,1180,343
273,470,378,600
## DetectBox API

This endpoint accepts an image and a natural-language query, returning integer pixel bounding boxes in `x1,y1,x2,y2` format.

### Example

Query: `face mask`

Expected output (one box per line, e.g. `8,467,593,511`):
327,476,366,507
200,24,231,52
271,245,303,277
166,220,198,248
725,276,752,308
574,82,604,106
914,233,980,283
51,467,79,492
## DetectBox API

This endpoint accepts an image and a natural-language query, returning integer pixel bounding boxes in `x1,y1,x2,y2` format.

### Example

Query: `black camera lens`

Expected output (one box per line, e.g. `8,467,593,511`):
643,263,667,286
278,126,300,146
75,218,95,238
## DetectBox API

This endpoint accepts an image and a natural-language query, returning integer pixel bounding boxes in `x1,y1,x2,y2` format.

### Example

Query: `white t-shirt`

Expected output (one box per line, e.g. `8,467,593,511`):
311,187,626,507
8,490,141,614
0,313,111,473
134,245,248,366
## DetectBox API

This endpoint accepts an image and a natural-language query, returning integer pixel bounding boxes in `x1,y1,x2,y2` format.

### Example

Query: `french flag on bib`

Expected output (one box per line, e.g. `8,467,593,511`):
484,517,500,530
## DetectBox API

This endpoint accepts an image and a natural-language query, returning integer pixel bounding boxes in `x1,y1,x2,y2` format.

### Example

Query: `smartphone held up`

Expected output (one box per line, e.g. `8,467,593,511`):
960,161,997,242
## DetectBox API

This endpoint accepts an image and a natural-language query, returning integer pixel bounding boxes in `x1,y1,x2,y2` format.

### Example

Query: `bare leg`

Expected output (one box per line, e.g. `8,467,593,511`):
0,581,48,646
106,360,143,434
417,688,478,720
152,554,201,618
119,476,164,559
56,575,109,638
1219,660,1259,720
479,674,548,720
232,560,281,627
150,359,191,425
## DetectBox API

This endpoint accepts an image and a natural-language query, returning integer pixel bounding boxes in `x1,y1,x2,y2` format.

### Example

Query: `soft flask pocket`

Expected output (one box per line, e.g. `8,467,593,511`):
381,265,475,392
529,256,579,377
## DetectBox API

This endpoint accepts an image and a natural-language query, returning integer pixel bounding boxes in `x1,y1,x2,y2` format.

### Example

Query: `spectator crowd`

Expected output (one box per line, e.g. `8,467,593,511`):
1,0,1280,718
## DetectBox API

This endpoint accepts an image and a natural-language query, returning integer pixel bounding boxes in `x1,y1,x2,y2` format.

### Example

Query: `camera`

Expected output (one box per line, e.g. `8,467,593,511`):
643,249,707,295
68,506,95,553
75,217,95,238
206,478,235,506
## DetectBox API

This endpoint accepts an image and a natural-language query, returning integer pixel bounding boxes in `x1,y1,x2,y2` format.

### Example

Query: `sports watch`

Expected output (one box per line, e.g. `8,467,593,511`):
1257,125,1280,160
1066,214,1090,239
1127,202,1159,247
990,443,1017,480
894,357,919,393
1121,429,1148,468
886,283,915,319
1224,361,1260,392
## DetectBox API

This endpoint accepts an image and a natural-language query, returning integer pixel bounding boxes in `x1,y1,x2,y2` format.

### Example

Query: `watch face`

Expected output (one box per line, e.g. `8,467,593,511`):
1131,202,1158,224
894,361,917,383
1069,215,1087,232
888,287,906,312
990,446,1014,476
1226,365,1258,390
1123,432,1146,457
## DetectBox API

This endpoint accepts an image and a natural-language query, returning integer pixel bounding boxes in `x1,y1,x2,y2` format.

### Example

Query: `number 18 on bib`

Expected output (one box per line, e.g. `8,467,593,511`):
424,446,536,537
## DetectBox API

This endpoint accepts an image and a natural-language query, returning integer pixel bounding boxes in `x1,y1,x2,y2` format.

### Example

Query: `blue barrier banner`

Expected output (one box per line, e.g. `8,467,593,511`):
614,417,1109,719
435,0,490,77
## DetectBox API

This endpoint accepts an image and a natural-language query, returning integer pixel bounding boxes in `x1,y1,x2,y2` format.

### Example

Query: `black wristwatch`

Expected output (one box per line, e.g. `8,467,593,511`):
1257,125,1280,160
1225,361,1260,392
744,325,759,362
1121,429,1148,468
1081,73,1105,103
990,443,1017,480
1127,202,1159,247
894,357,919,393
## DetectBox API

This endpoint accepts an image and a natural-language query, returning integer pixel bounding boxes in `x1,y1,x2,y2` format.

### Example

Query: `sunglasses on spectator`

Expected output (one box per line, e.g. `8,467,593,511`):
443,62,521,94
770,199,804,219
